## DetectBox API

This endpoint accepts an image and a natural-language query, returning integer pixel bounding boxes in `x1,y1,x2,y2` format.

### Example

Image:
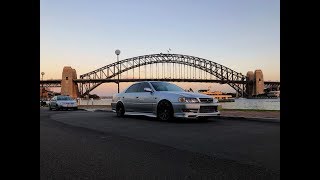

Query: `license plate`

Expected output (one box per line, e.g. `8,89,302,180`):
200,106,216,113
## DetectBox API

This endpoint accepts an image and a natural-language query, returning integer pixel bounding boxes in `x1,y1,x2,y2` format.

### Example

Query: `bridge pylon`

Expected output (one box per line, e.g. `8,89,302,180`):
246,69,265,97
61,66,80,99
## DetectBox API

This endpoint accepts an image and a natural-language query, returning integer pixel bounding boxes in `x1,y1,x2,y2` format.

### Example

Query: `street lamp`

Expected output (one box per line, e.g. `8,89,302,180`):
41,72,45,101
41,72,45,81
115,49,121,93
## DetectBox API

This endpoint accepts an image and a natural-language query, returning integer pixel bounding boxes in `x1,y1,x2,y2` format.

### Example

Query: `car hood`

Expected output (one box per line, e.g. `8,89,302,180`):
158,91,213,98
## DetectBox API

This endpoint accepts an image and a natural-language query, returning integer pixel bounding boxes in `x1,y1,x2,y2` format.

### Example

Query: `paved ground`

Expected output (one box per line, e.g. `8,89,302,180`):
40,108,280,179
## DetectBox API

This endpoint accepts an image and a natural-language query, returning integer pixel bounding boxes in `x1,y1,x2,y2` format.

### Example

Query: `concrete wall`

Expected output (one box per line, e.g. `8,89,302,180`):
61,66,79,99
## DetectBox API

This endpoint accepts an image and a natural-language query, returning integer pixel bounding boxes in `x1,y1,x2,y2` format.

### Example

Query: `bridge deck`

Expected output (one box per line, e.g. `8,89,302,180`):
40,79,280,85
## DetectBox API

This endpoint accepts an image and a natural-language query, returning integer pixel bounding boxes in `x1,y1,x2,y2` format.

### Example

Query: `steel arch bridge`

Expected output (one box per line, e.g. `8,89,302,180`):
79,53,247,96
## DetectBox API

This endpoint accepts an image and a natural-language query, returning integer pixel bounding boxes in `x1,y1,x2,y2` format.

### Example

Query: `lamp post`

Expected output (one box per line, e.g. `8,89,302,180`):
41,72,45,100
115,49,121,93
241,76,245,98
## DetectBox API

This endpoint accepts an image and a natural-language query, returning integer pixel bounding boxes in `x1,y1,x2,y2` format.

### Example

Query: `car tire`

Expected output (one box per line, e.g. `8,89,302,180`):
116,102,125,117
157,100,174,121
74,107,78,111
49,105,52,111
55,105,59,111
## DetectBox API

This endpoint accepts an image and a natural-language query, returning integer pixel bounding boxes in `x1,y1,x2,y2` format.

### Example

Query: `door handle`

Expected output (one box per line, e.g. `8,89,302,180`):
136,97,139,98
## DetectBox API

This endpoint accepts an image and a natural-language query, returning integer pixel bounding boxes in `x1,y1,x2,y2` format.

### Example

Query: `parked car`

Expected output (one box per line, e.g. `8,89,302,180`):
48,95,78,110
40,100,47,106
111,81,220,121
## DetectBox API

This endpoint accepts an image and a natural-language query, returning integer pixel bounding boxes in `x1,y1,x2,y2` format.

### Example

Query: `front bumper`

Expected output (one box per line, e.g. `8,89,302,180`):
111,102,117,111
59,104,77,108
172,102,220,118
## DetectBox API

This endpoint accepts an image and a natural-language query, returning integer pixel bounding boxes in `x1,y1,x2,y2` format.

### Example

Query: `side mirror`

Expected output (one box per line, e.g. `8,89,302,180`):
144,87,153,92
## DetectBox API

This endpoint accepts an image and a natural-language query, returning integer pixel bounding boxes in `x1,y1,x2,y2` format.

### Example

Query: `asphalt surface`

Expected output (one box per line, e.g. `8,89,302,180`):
40,108,280,179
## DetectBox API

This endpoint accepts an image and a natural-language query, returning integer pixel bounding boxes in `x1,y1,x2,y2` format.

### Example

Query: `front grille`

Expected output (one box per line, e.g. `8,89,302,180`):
199,98,213,103
199,106,217,113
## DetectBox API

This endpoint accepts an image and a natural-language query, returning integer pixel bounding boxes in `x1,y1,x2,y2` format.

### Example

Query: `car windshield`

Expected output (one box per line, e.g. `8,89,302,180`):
57,96,73,101
150,82,184,92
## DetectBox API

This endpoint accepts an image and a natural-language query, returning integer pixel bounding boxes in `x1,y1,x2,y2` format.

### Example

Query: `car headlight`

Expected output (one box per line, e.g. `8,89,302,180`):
178,97,199,103
213,98,219,103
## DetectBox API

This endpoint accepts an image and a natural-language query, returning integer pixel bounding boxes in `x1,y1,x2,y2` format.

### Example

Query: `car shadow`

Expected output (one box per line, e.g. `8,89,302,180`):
117,115,221,124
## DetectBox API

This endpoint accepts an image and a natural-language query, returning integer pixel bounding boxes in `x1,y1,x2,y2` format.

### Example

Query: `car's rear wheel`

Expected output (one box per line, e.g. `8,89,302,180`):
157,100,174,121
116,102,125,117
49,105,52,111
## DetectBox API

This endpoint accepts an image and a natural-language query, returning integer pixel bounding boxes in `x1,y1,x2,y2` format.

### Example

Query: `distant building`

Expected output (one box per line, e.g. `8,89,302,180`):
40,88,60,100
40,88,49,100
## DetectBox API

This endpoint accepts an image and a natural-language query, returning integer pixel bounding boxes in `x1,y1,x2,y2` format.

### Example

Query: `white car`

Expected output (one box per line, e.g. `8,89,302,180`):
111,81,220,121
48,95,78,110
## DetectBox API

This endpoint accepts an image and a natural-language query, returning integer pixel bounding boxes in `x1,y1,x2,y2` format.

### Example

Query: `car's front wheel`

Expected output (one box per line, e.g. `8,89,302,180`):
157,100,174,121
116,102,125,117
49,105,52,111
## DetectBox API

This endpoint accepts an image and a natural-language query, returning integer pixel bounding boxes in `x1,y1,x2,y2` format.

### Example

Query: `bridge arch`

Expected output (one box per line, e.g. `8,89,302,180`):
79,53,247,96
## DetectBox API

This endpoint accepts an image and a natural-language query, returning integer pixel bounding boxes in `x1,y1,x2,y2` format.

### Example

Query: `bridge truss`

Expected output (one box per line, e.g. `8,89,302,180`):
79,54,247,96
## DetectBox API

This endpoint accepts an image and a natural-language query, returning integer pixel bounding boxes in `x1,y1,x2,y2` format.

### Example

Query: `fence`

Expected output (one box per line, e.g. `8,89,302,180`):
77,98,112,106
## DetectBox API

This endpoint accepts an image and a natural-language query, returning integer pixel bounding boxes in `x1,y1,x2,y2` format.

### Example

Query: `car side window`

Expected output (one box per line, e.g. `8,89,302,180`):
137,82,151,92
125,83,140,93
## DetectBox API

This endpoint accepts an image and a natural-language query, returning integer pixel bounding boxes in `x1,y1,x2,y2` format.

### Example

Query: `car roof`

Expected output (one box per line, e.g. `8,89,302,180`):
133,81,170,83
55,95,70,97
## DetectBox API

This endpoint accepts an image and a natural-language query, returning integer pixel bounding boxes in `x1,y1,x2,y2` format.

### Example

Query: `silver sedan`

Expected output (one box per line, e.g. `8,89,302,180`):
48,95,78,111
111,81,220,121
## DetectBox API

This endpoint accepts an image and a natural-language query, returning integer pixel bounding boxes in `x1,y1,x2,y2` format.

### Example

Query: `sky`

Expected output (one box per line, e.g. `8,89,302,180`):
41,0,280,96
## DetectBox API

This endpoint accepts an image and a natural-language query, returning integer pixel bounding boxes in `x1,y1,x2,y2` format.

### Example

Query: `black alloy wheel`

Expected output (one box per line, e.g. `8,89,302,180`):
157,100,174,121
116,103,125,117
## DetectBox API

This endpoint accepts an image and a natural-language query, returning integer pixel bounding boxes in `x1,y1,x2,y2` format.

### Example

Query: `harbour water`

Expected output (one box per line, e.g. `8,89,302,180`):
79,98,280,111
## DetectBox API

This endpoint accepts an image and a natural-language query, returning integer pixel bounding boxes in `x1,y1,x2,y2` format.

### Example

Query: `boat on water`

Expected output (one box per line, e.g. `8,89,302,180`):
198,89,235,102
266,91,280,98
